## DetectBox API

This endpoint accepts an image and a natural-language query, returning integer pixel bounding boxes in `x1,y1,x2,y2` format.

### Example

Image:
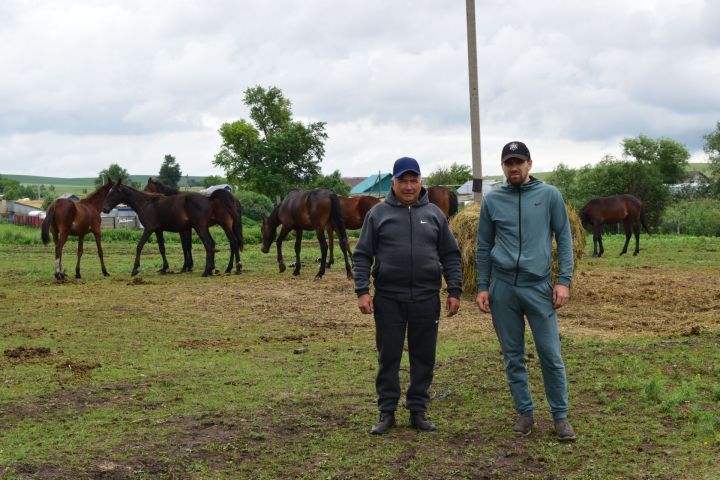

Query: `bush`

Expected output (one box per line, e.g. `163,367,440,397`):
235,190,274,221
659,199,720,236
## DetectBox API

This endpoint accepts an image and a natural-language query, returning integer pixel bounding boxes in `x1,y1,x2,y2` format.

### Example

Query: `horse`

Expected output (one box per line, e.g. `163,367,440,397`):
41,180,113,281
102,180,235,277
261,188,352,279
323,195,381,266
579,194,650,257
427,186,459,219
143,178,244,274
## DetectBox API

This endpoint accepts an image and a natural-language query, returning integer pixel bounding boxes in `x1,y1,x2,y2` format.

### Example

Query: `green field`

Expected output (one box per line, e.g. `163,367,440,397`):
1,226,719,479
0,175,209,197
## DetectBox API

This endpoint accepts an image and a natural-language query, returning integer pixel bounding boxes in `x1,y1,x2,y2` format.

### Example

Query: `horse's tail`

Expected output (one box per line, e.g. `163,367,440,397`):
448,189,459,218
328,192,348,242
41,203,54,245
210,189,244,251
640,204,651,234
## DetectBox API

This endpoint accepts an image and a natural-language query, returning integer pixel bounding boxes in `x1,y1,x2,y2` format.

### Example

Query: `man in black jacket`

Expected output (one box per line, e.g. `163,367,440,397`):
353,156,463,434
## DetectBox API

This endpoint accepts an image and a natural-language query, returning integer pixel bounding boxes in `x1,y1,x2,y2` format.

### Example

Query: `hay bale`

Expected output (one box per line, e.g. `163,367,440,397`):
450,201,585,298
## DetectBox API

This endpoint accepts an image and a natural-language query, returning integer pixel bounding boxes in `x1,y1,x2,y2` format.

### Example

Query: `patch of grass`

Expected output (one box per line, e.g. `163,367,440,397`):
0,235,719,478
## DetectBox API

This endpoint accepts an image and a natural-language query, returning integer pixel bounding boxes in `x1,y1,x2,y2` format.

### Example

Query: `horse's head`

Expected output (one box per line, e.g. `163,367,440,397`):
102,180,126,213
260,216,276,254
144,177,157,193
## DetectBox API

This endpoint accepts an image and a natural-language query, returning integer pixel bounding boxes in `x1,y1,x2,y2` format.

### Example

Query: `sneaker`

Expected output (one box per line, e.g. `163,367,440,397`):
371,411,396,435
409,411,437,432
554,418,577,441
513,413,534,436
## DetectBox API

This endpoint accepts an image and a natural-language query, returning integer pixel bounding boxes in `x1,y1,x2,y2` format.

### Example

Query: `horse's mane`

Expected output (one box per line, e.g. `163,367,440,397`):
149,178,180,195
82,182,113,202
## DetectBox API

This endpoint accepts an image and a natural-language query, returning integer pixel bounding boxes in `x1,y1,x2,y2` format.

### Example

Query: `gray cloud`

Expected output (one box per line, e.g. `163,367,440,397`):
0,0,718,177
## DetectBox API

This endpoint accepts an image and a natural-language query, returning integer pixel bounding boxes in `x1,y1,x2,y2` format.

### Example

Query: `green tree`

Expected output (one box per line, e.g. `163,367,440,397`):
202,175,227,188
425,163,472,186
0,176,34,200
622,135,690,184
304,170,351,196
213,85,326,199
703,121,720,197
546,163,580,208
42,193,58,210
157,154,182,188
95,164,136,188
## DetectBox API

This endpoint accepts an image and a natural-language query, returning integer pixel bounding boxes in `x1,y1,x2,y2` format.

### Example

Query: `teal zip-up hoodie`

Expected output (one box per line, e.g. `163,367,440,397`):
476,177,573,291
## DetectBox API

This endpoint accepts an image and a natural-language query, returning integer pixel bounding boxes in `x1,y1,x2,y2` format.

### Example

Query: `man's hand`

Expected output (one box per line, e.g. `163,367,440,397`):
446,296,460,317
553,284,570,309
357,293,374,314
475,291,490,313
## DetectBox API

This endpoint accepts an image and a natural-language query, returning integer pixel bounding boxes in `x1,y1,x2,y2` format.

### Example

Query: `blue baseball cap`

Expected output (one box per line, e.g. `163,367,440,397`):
392,157,421,178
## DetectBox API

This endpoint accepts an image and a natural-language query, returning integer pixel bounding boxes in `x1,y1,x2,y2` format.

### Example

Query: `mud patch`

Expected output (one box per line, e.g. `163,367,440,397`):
127,277,153,285
56,359,102,376
4,345,51,359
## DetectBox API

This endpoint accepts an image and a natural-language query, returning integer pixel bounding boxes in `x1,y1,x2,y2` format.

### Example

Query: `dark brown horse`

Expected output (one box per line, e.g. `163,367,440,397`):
143,178,244,274
261,188,352,279
427,186,459,219
579,194,650,257
41,180,113,281
324,195,381,266
102,180,235,277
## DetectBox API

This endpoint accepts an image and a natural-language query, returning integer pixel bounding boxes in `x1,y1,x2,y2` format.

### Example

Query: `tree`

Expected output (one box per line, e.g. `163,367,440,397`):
622,135,689,184
425,163,472,186
546,163,580,208
0,176,34,200
95,164,136,188
202,175,227,188
703,121,720,197
157,154,182,188
304,170,351,196
213,85,326,199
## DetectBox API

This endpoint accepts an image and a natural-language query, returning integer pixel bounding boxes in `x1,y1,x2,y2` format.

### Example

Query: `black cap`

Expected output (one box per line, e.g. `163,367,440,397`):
392,157,421,178
501,141,531,163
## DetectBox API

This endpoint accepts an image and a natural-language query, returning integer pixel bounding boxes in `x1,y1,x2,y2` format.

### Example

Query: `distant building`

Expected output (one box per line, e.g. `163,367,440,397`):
200,184,232,195
350,173,392,196
342,177,366,189
58,193,80,201
456,179,501,202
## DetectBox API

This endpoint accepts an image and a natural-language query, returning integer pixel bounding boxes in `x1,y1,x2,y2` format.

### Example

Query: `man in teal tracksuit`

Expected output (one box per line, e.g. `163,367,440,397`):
475,141,576,441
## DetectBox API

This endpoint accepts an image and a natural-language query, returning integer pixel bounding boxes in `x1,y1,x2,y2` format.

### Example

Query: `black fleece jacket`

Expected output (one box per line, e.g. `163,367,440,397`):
353,187,463,302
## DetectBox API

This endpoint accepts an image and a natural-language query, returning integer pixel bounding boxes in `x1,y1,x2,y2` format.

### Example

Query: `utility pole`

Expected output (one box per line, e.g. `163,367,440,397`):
466,0,483,202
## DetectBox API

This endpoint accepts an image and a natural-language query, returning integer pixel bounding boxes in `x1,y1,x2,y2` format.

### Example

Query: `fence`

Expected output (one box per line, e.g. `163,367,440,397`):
10,214,43,227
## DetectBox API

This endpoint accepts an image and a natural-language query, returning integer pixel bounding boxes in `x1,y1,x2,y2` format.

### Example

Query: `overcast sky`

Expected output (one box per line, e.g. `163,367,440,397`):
1,0,718,180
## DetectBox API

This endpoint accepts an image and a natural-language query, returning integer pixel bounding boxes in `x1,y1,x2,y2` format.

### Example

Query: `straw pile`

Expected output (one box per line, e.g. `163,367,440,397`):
449,201,585,298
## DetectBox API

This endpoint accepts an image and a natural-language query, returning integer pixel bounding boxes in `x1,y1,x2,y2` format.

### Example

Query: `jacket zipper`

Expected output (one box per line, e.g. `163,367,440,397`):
514,187,522,286
408,205,414,300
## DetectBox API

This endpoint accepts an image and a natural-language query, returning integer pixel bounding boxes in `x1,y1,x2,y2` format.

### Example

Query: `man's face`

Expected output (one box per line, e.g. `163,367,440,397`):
392,173,422,205
502,157,532,185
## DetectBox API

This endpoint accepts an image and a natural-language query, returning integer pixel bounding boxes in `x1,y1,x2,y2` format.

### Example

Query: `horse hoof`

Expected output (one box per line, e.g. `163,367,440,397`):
75,274,81,279
103,272,110,277
279,264,286,273
131,270,139,276
314,273,324,279
293,270,301,276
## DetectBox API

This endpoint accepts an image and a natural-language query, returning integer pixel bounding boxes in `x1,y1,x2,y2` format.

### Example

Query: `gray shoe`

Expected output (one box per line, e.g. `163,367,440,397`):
554,418,577,441
513,413,534,436
410,411,437,432
371,411,396,435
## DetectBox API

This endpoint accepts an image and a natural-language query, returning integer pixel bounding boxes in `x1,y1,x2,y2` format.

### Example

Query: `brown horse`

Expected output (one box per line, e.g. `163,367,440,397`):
41,180,113,281
261,188,352,279
427,186,459,219
102,180,235,277
143,178,244,274
579,194,650,257
324,195,381,266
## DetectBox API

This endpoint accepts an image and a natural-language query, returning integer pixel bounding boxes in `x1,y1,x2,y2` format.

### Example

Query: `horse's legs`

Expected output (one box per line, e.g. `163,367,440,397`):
293,229,304,276
338,232,353,279
633,223,641,256
314,227,329,279
220,223,240,274
92,230,109,276
54,229,70,281
180,230,193,272
591,226,600,257
276,226,292,273
131,229,154,276
195,227,216,277
74,234,85,279
620,221,632,256
327,226,334,267
156,231,169,273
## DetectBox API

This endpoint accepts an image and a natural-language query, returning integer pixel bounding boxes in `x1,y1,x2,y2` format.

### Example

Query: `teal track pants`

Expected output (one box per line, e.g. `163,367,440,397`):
489,279,569,420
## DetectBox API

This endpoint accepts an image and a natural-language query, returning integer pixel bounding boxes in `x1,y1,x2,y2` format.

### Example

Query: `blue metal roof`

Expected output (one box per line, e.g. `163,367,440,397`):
350,173,392,195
